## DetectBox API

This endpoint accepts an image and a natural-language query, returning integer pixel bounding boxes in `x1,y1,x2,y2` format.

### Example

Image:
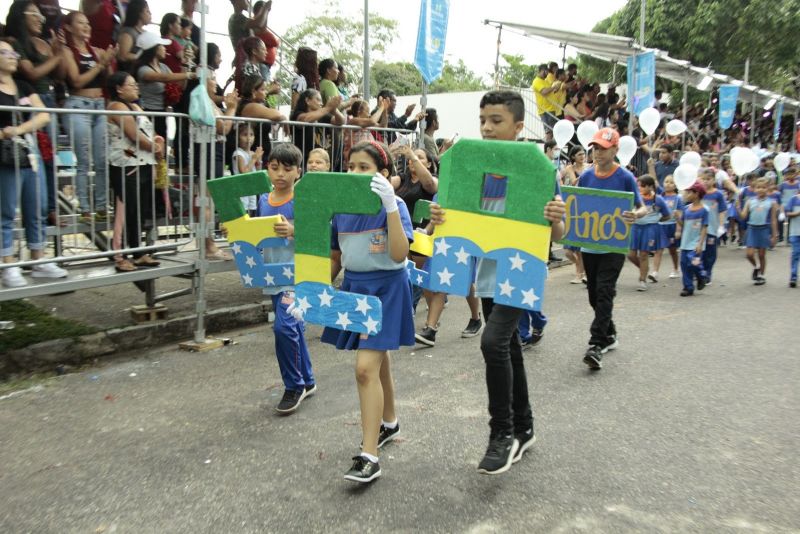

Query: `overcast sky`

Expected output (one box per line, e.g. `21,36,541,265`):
2,0,629,85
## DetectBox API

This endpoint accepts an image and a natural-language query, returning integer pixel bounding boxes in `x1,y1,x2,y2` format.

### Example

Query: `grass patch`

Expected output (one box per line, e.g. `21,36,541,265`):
0,300,96,353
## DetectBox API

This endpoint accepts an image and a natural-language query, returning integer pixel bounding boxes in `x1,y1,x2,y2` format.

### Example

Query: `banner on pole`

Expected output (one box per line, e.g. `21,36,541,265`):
718,84,739,130
773,100,784,140
414,0,450,84
626,51,655,116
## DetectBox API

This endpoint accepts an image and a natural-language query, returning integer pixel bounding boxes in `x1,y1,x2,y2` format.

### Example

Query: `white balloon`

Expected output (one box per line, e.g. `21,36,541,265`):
730,146,759,176
679,151,702,168
674,164,699,191
576,121,598,150
639,107,661,136
774,152,791,172
666,119,687,136
617,136,637,166
552,119,575,149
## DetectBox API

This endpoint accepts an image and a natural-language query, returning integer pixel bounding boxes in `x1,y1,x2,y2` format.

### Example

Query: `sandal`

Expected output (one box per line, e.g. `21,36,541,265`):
115,258,138,272
206,249,233,261
133,254,161,268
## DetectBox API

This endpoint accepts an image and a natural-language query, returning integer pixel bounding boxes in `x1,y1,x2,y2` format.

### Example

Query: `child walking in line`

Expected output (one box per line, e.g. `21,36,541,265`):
785,181,800,287
653,175,682,279
699,168,727,284
675,181,709,296
739,177,779,285
232,123,264,217
306,147,330,173
257,144,316,414
628,174,671,290
321,140,415,484
779,166,799,248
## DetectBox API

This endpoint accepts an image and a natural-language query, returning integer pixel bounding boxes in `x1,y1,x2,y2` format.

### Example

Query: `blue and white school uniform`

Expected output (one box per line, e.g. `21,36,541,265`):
679,206,709,291
233,148,258,214
321,198,415,351
631,195,670,251
702,189,727,281
745,197,774,249
660,193,682,247
786,195,800,281
258,193,315,392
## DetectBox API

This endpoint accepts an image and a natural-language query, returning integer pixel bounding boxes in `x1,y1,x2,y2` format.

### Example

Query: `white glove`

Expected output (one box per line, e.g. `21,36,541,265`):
717,225,727,238
286,301,305,322
370,173,398,214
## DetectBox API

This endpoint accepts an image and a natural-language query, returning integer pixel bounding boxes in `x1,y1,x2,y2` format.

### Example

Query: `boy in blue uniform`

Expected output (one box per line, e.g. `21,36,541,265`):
699,168,727,284
785,181,800,287
779,166,799,247
675,181,709,296
577,128,647,370
257,144,316,414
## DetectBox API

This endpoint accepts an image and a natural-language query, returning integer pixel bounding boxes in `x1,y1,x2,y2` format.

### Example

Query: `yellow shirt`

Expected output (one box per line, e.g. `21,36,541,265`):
531,76,554,115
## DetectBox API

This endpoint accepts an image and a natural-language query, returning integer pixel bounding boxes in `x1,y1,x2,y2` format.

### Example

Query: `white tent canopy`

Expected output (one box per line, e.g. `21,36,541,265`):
486,20,800,113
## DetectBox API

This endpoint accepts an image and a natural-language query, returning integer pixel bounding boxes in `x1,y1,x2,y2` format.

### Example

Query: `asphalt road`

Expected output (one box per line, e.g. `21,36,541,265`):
1,243,798,533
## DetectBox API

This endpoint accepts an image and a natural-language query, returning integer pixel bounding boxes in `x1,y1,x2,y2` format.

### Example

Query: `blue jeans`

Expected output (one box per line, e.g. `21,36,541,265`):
64,96,108,212
518,311,547,342
702,235,717,282
790,236,800,281
680,250,706,292
38,92,58,214
0,163,46,257
271,292,315,391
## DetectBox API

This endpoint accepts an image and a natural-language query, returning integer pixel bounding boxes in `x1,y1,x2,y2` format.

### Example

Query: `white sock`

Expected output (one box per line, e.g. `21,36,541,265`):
382,419,398,429
361,452,379,463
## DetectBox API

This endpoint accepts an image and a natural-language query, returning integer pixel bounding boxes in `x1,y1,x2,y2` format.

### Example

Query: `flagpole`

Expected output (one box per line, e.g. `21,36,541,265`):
363,0,370,102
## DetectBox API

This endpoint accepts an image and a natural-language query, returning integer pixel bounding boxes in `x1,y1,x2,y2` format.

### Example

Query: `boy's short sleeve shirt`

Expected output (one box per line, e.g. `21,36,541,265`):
680,206,709,250
787,196,800,237
257,195,296,295
531,77,553,114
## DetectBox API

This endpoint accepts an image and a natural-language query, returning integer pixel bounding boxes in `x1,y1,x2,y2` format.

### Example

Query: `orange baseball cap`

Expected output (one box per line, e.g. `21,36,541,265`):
590,127,620,149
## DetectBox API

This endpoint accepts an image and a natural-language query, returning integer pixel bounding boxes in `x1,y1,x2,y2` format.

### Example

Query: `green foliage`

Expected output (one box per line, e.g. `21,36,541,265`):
371,59,487,96
430,59,487,94
496,54,538,89
0,300,95,352
281,0,399,90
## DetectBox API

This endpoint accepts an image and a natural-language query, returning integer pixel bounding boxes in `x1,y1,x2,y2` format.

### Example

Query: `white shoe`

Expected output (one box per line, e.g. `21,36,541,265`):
31,263,68,279
636,281,648,291
647,272,658,283
669,271,680,279
2,266,28,287
570,277,583,284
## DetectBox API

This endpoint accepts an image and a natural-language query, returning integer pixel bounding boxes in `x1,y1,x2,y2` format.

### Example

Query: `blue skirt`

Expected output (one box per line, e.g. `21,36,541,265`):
321,269,415,351
660,223,678,247
631,223,668,251
745,225,771,249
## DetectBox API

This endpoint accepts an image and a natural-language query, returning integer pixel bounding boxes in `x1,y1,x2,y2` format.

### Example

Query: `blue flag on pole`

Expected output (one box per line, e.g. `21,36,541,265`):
626,51,655,116
773,100,784,141
718,84,739,130
414,0,450,84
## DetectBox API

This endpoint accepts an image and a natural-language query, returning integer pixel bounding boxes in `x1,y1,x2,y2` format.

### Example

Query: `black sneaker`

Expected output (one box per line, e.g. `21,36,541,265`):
752,268,759,281
754,276,766,286
303,384,317,398
378,423,400,448
697,277,706,291
602,335,618,352
461,317,483,338
791,280,797,288
680,289,694,296
344,455,381,483
521,328,544,350
275,389,304,414
477,433,519,475
512,428,536,464
583,345,603,370
415,326,437,347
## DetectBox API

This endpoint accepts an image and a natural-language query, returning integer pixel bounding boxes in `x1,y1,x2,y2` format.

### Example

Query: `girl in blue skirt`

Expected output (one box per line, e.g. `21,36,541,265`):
322,140,415,483
739,177,778,285
627,175,671,291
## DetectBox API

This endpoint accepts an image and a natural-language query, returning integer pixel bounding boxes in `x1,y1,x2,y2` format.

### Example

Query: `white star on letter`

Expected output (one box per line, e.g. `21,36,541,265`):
245,256,257,268
231,242,242,255
498,279,515,297
521,288,540,307
509,253,527,272
455,247,470,265
416,274,424,285
295,296,312,314
363,316,379,334
264,272,275,285
242,273,253,286
318,289,333,307
335,312,352,329
282,266,294,280
355,296,372,315
434,238,451,256
437,267,455,286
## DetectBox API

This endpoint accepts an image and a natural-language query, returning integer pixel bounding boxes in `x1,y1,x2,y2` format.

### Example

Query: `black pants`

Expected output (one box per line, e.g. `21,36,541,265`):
479,298,533,437
110,165,154,258
583,252,625,347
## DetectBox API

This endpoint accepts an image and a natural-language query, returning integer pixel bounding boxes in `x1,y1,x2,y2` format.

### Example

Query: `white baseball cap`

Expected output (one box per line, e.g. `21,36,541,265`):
136,31,171,52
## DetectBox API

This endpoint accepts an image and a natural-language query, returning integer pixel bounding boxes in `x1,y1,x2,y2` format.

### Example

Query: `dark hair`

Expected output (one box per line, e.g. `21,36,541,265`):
268,142,303,168
294,46,319,90
135,46,159,73
290,89,320,120
240,73,265,101
4,1,37,59
377,89,396,100
425,108,438,124
350,141,396,176
61,11,100,64
318,58,337,79
637,174,656,188
569,145,584,161
556,68,565,77
123,0,149,28
544,140,557,152
661,143,675,153
106,71,133,101
568,63,577,71
207,42,221,66
160,13,179,37
403,147,439,177
180,17,193,29
348,99,368,117
548,61,558,70
537,64,548,72
480,90,524,122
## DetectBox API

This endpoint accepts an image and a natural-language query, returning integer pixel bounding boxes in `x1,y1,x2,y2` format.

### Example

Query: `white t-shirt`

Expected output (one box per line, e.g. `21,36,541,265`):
233,148,257,211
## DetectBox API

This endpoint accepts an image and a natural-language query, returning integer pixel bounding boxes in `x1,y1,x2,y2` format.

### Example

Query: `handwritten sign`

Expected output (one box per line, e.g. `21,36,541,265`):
559,186,634,254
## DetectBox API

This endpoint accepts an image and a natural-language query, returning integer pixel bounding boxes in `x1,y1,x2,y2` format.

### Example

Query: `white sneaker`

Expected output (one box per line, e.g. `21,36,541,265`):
647,271,658,282
31,263,68,279
636,281,648,291
669,271,680,279
570,277,583,284
2,266,28,287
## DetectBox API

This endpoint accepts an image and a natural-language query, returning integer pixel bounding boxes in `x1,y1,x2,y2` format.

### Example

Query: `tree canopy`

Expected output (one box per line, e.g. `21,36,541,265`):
370,59,486,96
